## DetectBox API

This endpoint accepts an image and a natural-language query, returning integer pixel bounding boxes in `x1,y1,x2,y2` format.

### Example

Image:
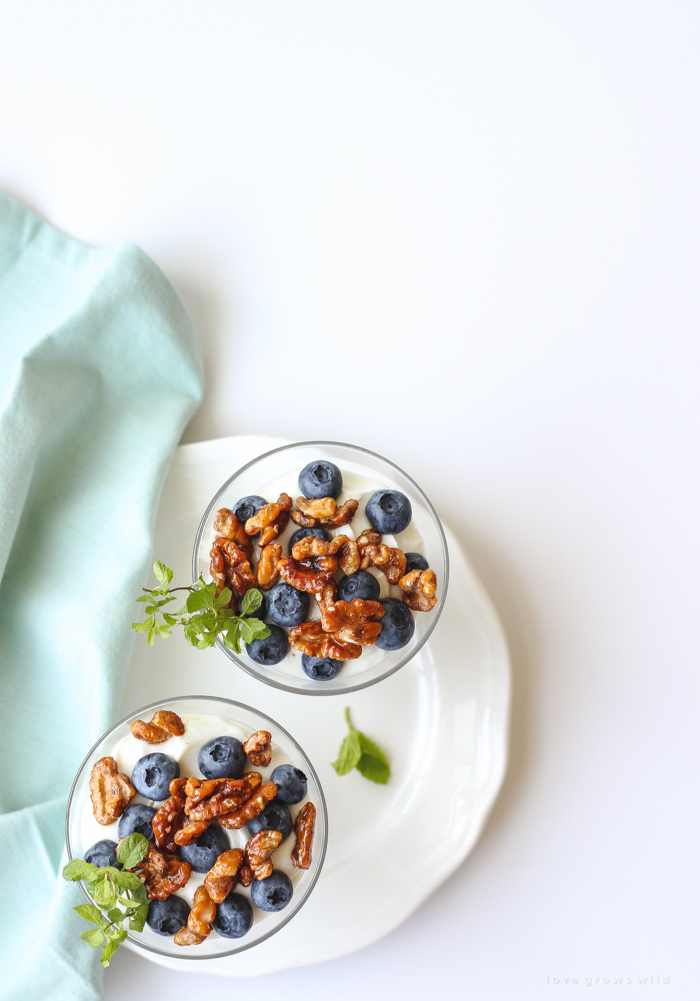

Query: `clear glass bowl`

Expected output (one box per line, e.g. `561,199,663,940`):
65,696,328,961
192,440,449,695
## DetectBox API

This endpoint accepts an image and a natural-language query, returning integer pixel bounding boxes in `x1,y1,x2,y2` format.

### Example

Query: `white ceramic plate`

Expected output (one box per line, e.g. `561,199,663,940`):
118,435,511,976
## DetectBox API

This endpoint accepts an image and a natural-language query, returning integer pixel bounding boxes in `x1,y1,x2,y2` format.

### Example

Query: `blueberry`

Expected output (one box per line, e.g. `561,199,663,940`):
270,764,308,805
247,798,293,840
336,570,380,602
267,582,309,628
298,460,342,500
131,753,180,801
178,823,229,873
246,624,289,666
84,840,121,869
214,893,254,938
199,735,246,780
376,597,415,651
238,592,267,621
118,804,156,842
251,870,294,912
233,495,267,530
404,552,429,574
147,896,190,936
288,526,330,551
301,654,344,681
365,489,412,535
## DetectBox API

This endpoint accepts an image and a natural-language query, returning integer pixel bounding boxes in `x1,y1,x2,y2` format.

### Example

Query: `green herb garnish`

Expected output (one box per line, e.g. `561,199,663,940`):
331,708,390,784
62,833,150,967
132,561,270,652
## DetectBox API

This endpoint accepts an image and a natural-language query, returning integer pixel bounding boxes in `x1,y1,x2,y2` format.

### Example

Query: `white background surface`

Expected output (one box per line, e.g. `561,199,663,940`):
1,2,698,998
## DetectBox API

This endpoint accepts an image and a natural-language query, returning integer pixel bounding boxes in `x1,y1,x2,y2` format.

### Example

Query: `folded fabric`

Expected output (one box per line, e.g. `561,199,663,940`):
0,193,203,1000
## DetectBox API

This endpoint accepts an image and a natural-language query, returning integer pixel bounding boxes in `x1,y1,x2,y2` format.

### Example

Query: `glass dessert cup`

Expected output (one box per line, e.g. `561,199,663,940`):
65,696,328,961
193,441,449,695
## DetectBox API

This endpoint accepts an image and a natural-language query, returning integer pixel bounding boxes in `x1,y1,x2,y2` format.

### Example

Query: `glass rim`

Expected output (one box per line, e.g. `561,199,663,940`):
65,694,329,961
191,439,450,695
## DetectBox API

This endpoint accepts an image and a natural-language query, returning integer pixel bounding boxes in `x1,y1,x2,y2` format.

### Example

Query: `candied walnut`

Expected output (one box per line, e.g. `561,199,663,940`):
356,530,407,584
204,848,245,904
317,584,384,646
328,535,360,575
257,542,282,590
210,537,257,602
296,496,337,520
174,885,216,946
245,493,293,548
245,829,282,880
243,730,272,767
174,818,211,846
293,497,359,528
324,499,359,527
89,757,135,825
213,508,253,559
238,864,253,887
288,620,362,661
130,710,185,744
153,777,187,852
399,568,438,612
185,773,263,822
292,802,316,870
128,842,191,900
277,553,338,593
218,781,278,830
290,507,317,528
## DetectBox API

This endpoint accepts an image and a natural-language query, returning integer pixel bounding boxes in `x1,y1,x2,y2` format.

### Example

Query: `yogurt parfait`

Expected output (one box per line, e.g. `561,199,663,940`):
193,442,448,695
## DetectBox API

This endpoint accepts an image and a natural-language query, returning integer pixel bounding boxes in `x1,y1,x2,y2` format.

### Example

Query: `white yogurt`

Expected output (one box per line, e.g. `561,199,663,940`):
80,714,311,934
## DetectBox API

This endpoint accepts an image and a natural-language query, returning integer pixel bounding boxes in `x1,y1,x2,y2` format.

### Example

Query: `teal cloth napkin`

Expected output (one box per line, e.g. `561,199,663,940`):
0,193,203,1000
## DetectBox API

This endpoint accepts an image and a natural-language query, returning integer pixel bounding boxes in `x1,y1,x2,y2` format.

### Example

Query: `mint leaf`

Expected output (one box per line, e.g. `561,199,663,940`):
63,859,97,882
129,902,149,932
100,931,126,968
331,730,362,775
153,562,173,589
74,904,103,925
116,833,149,870
186,589,210,612
87,877,116,909
241,588,263,616
356,750,390,784
81,928,105,948
111,870,143,891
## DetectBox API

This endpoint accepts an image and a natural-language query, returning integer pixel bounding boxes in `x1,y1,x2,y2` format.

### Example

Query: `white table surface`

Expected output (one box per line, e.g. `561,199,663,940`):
2,3,698,998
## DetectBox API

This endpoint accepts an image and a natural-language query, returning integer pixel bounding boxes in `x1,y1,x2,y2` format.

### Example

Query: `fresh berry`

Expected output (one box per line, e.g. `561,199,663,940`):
270,764,308,805
147,896,190,936
266,582,309,627
84,840,121,869
337,570,380,602
238,592,267,621
365,489,412,535
298,460,342,500
214,893,254,938
247,798,293,840
118,803,156,841
404,552,429,574
199,735,246,780
131,753,180,801
288,526,330,551
301,654,344,680
233,495,267,530
246,624,289,666
251,870,294,912
178,822,229,873
376,597,415,650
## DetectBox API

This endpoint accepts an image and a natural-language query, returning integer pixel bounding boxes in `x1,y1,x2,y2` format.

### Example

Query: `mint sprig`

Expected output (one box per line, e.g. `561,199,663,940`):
331,708,390,784
132,561,269,652
62,833,151,967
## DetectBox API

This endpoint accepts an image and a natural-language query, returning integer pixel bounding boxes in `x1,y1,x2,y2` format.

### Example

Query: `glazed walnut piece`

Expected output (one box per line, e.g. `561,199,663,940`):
291,496,359,528
174,885,217,946
292,802,316,870
128,842,191,900
210,537,258,602
153,777,188,852
219,780,278,830
245,829,282,880
317,584,384,646
277,538,338,594
184,773,263,822
204,848,245,903
257,542,282,590
130,710,185,744
245,493,293,548
288,620,362,661
356,530,407,584
213,508,254,559
243,730,272,767
89,757,136,825
174,817,211,846
399,568,438,612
